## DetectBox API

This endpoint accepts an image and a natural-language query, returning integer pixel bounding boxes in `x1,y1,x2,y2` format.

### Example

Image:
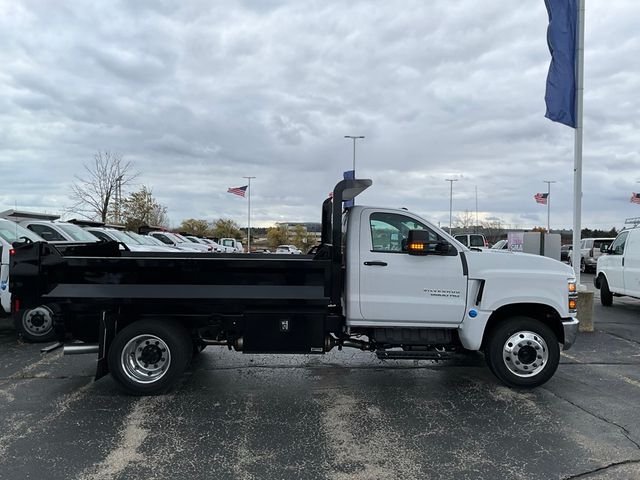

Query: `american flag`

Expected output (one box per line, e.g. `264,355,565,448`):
534,192,548,205
227,185,248,197
631,193,640,204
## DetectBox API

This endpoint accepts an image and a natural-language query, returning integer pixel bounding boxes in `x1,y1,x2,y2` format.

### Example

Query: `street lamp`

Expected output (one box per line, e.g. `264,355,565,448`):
344,135,365,173
445,178,459,235
543,180,556,233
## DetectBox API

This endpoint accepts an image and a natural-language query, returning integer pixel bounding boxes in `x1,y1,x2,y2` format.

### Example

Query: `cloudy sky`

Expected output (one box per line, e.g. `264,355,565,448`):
0,0,638,230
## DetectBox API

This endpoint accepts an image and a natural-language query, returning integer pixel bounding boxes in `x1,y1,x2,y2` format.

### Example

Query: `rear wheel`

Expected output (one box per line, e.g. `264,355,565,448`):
14,306,56,343
485,316,560,388
600,276,613,307
108,319,192,395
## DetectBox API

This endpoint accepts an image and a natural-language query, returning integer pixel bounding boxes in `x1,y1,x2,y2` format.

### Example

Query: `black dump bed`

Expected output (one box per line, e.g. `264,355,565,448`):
11,241,332,316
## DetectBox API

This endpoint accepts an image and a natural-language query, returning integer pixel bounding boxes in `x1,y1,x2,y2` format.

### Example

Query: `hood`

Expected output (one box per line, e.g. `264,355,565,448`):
465,249,575,279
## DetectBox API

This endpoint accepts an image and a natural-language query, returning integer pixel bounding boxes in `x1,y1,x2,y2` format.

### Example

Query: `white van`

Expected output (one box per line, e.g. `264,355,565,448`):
595,228,640,306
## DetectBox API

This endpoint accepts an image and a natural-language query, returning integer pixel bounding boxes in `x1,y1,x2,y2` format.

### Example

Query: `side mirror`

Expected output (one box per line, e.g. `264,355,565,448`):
406,230,430,255
406,230,454,256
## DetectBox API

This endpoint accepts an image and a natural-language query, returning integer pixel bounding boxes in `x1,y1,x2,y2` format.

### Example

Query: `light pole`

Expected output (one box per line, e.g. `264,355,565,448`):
243,176,255,252
344,135,365,173
475,185,479,233
445,178,458,234
543,180,556,233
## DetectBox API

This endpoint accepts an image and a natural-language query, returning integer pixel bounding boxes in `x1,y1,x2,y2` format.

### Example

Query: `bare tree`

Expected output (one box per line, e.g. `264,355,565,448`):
69,151,138,222
483,217,504,243
454,210,476,230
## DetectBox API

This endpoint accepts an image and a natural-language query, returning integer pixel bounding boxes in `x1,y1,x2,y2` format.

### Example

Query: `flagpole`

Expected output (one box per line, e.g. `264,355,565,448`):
572,0,585,286
243,176,255,253
543,180,555,233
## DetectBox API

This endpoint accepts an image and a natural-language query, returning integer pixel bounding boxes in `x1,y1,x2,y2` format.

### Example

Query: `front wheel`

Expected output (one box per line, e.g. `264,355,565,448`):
600,276,613,307
108,319,192,395
485,316,560,388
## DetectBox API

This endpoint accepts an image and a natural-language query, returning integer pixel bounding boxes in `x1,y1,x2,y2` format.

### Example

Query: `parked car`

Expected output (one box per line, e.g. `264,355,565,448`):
20,220,100,244
184,236,230,253
560,244,572,262
568,237,614,272
148,231,206,252
595,229,640,306
85,227,176,252
454,233,488,248
275,244,302,254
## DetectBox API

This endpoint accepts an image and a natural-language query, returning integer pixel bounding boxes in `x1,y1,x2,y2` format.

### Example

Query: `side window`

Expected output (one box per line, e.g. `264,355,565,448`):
153,234,173,245
369,212,440,253
610,232,628,255
27,224,66,242
585,239,593,248
469,235,484,247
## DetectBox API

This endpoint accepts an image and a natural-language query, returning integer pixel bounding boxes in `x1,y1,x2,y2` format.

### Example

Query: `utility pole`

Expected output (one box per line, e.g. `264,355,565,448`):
243,176,255,252
445,178,458,235
543,180,556,233
475,185,479,233
572,0,585,286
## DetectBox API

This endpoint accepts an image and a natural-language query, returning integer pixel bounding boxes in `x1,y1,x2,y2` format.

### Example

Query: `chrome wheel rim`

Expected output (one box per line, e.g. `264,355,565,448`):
22,306,53,337
121,334,171,384
502,331,548,377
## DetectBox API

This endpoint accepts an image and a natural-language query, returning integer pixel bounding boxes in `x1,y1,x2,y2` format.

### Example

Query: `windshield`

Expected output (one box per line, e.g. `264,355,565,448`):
0,220,44,243
491,239,507,249
56,224,99,242
108,230,140,244
172,233,189,243
127,232,155,245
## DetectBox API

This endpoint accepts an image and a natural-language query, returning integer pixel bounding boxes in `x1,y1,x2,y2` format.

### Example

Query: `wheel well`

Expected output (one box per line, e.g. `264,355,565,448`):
481,303,564,349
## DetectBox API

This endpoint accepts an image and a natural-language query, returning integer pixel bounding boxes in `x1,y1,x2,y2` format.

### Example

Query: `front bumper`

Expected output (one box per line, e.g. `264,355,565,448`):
562,317,579,350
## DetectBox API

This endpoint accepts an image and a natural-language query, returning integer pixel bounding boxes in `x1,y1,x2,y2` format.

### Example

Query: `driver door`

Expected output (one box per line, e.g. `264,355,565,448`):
358,209,468,327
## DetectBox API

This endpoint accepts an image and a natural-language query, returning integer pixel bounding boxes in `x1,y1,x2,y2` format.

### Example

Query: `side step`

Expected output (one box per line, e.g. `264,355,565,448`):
376,350,453,360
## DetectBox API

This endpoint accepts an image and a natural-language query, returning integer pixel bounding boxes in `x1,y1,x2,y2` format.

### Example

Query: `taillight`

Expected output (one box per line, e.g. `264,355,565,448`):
9,249,15,255
14,298,20,312
589,248,594,257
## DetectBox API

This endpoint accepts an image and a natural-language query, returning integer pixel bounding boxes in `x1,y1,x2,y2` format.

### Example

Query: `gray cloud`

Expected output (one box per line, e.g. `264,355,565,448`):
0,0,639,231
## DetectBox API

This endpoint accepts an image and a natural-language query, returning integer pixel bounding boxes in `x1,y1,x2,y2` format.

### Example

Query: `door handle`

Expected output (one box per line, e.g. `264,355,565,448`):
364,261,388,266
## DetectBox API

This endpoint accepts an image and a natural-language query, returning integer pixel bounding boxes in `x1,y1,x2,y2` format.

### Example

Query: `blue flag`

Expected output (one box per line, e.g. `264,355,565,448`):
544,0,577,128
343,170,355,207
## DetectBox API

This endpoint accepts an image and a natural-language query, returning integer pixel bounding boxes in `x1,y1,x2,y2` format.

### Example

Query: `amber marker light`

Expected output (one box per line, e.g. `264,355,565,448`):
568,299,577,310
568,282,577,293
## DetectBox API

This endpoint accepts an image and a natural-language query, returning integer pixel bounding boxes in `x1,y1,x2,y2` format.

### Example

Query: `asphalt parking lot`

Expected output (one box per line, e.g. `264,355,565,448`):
0,273,639,480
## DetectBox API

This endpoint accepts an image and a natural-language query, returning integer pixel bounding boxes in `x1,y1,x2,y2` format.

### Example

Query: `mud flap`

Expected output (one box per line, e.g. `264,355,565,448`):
95,312,116,381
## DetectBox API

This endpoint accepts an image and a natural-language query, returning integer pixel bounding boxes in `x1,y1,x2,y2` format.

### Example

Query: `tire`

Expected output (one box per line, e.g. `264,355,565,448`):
600,276,613,307
192,342,206,359
484,316,560,389
108,319,192,396
14,306,56,343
